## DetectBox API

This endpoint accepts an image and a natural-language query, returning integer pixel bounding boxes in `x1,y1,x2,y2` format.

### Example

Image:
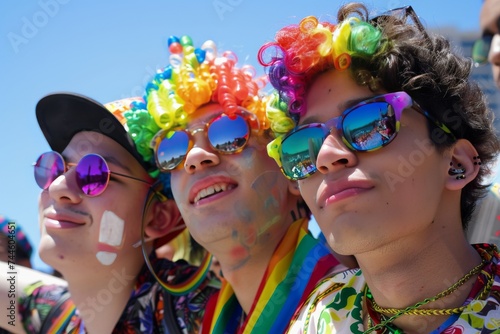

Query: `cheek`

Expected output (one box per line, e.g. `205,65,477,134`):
250,169,289,216
298,178,320,208
170,171,182,197
38,193,50,229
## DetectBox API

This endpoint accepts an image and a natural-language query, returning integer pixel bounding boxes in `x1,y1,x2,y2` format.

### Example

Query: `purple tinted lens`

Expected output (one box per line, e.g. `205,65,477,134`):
34,152,65,189
75,154,110,196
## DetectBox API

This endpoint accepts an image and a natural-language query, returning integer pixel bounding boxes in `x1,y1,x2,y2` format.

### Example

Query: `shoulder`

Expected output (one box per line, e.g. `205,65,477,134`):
447,243,500,332
116,259,220,333
452,297,500,331
19,283,80,334
288,269,366,334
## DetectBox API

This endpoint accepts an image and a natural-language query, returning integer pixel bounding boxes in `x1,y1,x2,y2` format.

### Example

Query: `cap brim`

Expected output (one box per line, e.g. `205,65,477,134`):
36,93,151,172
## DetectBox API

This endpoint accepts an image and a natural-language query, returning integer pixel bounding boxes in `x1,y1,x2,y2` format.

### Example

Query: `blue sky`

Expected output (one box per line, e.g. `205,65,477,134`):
1,0,485,272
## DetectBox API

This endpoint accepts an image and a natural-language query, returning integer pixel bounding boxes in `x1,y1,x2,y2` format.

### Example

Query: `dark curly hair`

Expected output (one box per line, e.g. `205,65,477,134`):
259,3,500,229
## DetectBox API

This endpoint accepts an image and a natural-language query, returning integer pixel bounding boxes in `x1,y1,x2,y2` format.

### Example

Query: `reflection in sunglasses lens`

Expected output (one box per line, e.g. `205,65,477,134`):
282,127,325,180
344,102,396,151
280,102,397,180
472,36,492,65
157,131,190,171
76,155,109,196
34,152,65,189
208,115,249,153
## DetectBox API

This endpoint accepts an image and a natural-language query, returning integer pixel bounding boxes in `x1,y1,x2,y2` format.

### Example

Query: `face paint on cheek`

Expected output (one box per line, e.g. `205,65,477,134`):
251,170,287,227
96,251,117,266
239,148,257,171
96,210,125,266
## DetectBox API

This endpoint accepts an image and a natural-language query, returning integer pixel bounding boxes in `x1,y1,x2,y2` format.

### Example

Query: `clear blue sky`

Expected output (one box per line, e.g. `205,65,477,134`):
0,0,485,272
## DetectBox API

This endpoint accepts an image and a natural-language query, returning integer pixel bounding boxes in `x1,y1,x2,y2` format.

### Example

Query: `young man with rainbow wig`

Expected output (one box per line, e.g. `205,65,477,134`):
138,35,346,333
260,2,500,333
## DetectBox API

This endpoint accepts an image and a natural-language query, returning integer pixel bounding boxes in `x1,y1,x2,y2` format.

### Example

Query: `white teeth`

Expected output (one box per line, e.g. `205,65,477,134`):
194,183,229,203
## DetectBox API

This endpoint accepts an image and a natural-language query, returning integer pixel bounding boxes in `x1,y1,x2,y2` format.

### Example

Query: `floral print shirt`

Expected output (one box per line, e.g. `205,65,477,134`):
19,254,220,333
287,244,500,334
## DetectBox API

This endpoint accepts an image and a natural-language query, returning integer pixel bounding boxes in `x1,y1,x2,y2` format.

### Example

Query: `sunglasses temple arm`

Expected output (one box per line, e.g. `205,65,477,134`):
111,171,154,185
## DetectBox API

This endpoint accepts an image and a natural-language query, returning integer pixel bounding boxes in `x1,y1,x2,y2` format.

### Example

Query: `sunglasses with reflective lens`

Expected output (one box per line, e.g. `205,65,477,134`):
152,109,259,171
267,92,456,181
472,18,500,66
34,151,152,197
370,5,430,42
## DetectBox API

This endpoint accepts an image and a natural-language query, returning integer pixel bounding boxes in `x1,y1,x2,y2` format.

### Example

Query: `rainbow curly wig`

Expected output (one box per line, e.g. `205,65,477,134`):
258,14,385,133
126,35,291,140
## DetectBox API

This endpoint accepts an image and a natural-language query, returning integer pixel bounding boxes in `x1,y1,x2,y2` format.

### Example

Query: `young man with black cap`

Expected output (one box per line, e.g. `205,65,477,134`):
0,95,219,333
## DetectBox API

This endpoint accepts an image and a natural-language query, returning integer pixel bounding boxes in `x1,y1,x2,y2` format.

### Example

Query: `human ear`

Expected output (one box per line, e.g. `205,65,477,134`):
445,139,481,191
144,199,182,239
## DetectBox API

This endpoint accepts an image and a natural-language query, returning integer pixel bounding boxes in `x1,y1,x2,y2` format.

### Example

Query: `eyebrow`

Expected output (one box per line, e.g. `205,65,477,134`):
64,153,134,174
102,155,134,174
300,94,376,125
186,110,225,130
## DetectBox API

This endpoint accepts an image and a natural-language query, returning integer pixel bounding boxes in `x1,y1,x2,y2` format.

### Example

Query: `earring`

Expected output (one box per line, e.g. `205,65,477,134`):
448,162,466,180
473,156,482,166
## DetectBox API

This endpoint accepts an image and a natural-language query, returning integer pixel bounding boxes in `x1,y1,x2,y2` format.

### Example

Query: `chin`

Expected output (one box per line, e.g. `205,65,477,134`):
38,237,71,269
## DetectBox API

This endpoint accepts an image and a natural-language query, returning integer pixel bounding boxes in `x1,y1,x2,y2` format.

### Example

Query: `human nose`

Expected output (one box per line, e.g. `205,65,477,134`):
183,133,221,174
314,132,358,174
489,34,500,65
46,169,83,204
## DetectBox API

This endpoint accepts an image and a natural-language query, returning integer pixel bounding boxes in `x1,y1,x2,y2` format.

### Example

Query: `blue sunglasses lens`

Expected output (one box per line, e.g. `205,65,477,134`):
343,102,397,151
156,131,190,171
207,114,249,153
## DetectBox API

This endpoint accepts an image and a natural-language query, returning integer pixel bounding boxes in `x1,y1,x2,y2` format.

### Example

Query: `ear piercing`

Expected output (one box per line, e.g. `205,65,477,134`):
448,156,481,180
448,162,466,180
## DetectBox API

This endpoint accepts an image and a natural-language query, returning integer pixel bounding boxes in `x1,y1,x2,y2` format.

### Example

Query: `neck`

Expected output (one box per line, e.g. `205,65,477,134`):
207,195,306,314
215,215,303,313
216,232,281,314
359,225,482,333
62,262,140,333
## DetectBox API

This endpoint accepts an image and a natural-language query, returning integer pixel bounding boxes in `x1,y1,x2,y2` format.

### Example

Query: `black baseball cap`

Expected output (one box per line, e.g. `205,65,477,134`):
36,92,154,173
35,92,185,245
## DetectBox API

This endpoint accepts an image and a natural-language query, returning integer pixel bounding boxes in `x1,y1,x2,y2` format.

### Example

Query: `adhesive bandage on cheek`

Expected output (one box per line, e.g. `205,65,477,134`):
96,210,125,266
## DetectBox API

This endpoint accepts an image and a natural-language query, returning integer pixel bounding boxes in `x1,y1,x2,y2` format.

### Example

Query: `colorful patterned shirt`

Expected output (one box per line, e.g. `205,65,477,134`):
287,244,500,334
19,254,220,333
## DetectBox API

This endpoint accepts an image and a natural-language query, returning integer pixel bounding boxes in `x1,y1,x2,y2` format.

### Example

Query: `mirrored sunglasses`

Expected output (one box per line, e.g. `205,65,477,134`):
152,109,259,171
472,18,500,66
34,151,151,197
267,91,456,181
370,5,430,42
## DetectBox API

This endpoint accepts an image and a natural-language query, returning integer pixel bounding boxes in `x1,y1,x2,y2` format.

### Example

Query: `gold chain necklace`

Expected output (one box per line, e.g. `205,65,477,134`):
363,260,493,334
371,260,486,315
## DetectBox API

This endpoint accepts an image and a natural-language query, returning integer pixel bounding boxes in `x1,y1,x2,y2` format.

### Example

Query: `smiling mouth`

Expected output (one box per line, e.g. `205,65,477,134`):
193,183,236,204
